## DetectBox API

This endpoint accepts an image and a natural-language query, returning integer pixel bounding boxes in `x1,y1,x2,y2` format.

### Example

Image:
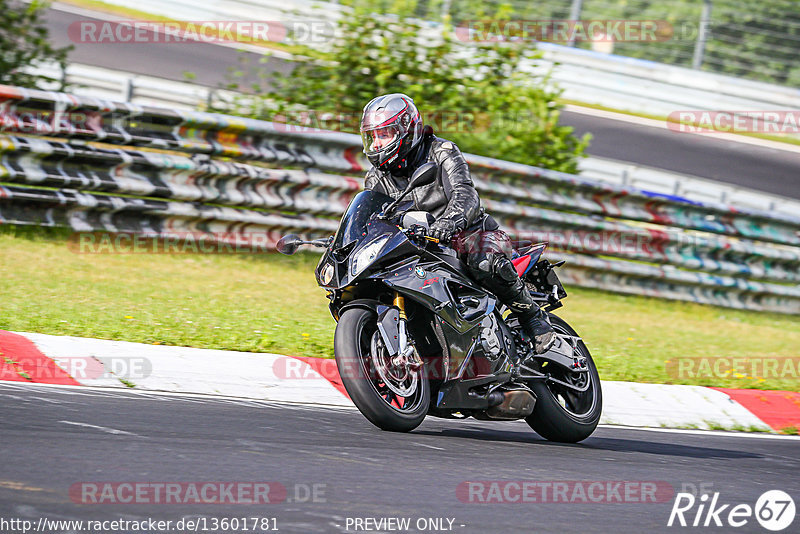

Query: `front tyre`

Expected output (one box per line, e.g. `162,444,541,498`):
525,314,602,443
334,307,429,432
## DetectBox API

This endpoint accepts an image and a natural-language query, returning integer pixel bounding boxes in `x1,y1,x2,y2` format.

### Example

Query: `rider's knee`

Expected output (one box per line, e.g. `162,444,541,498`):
494,255,519,283
468,252,517,283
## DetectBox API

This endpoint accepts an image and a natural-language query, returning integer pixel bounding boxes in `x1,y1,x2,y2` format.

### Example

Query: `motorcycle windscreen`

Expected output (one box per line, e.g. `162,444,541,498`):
332,189,395,251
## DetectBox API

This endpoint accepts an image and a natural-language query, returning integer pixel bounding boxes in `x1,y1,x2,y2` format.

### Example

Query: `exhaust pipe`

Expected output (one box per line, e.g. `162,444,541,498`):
484,390,537,420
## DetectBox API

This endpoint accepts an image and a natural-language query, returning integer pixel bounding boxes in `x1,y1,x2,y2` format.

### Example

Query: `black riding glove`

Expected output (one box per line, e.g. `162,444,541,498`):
429,217,465,243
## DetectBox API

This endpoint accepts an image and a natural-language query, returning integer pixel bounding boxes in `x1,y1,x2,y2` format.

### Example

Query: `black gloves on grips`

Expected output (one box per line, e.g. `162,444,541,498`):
428,216,466,243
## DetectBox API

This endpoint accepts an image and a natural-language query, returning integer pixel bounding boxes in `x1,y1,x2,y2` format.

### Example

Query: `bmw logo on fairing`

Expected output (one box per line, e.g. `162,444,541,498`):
414,266,425,278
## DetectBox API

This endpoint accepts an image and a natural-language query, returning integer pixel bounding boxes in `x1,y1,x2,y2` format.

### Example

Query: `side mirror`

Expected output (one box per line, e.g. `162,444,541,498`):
406,162,437,191
276,234,303,255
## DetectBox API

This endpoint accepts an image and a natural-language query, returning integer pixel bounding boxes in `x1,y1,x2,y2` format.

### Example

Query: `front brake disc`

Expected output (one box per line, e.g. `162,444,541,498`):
370,331,418,397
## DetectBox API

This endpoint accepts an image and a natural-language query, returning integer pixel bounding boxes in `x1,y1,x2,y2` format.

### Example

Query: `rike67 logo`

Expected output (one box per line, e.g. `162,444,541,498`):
668,490,795,531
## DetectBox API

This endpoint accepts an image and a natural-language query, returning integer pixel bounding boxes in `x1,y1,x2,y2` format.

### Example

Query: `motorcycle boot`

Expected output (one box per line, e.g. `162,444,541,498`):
481,255,556,355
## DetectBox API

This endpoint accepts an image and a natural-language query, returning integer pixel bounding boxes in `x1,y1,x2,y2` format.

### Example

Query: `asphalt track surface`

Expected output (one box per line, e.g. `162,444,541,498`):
563,115,800,200
42,8,800,201
2,382,798,534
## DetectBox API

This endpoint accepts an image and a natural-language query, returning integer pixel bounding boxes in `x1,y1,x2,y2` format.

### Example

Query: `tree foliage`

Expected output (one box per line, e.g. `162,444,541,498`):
0,0,72,89
226,2,589,173
442,0,800,86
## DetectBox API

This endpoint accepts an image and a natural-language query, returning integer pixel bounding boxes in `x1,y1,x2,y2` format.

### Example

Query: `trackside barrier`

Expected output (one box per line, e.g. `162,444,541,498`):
1,84,798,314
25,59,800,218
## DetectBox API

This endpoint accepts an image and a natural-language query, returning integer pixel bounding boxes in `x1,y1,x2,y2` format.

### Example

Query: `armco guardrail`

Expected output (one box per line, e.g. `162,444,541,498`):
26,61,239,111
28,60,800,217
533,43,800,126
1,84,799,314
577,156,800,217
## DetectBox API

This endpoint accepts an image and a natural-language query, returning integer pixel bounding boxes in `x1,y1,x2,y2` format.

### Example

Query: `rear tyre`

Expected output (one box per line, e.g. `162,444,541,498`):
334,307,429,432
525,314,602,443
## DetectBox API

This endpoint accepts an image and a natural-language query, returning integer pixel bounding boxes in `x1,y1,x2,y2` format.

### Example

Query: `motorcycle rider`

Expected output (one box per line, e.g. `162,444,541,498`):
360,93,556,354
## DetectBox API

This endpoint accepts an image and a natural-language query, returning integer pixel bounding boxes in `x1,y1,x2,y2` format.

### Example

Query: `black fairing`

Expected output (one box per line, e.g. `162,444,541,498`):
317,189,522,413
315,190,419,290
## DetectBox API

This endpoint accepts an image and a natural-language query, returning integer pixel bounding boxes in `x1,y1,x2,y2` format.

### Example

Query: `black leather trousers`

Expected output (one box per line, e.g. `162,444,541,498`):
452,227,542,316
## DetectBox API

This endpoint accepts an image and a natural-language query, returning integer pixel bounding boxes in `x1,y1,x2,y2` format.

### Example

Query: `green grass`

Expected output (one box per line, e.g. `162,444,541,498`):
1,225,799,390
118,378,137,388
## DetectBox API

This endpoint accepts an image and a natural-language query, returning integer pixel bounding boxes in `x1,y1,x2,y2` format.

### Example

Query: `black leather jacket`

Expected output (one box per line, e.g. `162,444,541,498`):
364,134,484,230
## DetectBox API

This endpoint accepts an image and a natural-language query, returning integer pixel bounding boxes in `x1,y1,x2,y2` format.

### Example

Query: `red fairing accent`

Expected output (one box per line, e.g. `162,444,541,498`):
512,255,531,277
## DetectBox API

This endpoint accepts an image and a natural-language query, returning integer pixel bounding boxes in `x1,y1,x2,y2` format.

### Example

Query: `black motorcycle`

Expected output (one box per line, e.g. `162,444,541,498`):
277,162,602,443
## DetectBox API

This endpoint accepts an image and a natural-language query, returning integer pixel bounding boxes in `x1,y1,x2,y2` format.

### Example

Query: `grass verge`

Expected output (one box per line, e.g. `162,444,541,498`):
1,225,798,391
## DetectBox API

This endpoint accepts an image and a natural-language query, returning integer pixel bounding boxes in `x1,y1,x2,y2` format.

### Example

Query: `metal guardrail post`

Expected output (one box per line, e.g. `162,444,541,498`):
123,77,135,102
567,0,584,47
60,63,68,90
440,0,451,21
693,0,713,70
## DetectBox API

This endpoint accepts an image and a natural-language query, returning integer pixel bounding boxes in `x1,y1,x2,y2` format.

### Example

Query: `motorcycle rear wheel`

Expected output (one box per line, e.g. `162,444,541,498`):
334,307,429,432
524,314,602,443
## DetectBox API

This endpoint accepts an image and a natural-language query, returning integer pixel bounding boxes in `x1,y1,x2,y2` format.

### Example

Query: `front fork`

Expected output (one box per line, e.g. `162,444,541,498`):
389,292,421,368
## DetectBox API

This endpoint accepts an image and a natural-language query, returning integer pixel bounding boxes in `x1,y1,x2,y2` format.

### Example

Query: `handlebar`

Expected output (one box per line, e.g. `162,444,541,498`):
377,209,441,245
402,225,440,245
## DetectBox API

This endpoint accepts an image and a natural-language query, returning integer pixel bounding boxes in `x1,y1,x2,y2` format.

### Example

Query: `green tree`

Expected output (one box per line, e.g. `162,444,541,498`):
702,0,800,85
447,0,800,86
227,2,589,173
1,0,72,89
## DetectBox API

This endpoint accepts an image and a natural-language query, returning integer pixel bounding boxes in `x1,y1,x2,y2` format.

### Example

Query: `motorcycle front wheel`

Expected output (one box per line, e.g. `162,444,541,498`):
334,307,430,432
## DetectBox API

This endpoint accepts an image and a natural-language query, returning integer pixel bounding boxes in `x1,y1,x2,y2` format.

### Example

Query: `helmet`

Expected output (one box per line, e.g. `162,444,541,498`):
360,93,424,173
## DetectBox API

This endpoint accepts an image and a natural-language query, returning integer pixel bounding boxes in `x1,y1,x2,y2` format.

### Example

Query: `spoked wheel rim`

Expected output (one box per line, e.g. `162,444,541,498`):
358,323,425,414
543,324,598,418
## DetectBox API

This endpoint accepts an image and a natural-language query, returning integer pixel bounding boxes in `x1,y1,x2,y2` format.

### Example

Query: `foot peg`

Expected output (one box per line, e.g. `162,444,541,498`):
534,330,556,354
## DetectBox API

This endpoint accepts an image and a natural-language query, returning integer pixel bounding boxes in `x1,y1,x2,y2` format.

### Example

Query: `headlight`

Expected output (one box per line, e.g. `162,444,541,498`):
351,236,390,277
319,262,334,286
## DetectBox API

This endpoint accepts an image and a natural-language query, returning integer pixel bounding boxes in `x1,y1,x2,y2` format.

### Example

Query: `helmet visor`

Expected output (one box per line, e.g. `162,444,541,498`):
360,125,401,155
